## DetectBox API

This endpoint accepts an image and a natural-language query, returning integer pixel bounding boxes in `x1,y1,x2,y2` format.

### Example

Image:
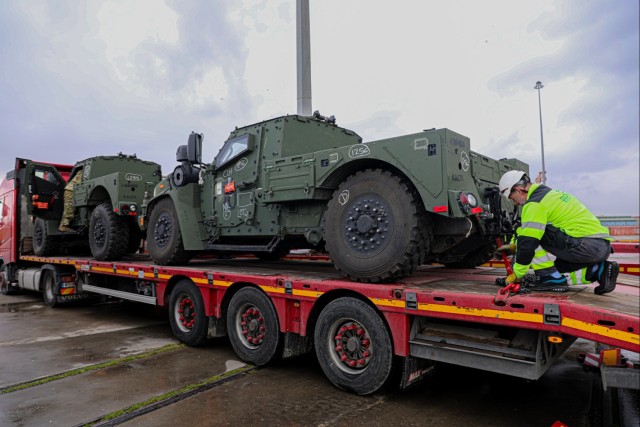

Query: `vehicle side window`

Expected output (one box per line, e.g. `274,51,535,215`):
0,196,4,220
215,134,253,169
34,168,61,185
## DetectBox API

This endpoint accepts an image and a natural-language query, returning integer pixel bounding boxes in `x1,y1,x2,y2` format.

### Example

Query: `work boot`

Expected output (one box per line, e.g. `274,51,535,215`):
58,225,75,233
526,274,569,293
594,261,619,295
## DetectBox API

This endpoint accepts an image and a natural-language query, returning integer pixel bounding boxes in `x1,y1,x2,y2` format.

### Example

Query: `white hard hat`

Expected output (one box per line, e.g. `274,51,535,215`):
499,170,528,197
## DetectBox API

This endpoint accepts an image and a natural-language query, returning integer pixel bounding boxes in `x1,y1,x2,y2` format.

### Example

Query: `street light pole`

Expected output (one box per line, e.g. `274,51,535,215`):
296,0,312,116
534,81,546,185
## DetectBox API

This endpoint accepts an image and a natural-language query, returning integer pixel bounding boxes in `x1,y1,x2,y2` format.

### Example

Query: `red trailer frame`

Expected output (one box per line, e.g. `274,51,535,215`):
18,253,640,394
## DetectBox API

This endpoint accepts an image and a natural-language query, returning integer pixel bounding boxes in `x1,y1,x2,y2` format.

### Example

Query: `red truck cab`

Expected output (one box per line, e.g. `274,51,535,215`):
0,159,72,269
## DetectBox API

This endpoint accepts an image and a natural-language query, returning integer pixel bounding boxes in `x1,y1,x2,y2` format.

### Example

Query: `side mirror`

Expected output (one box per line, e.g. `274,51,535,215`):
187,132,202,164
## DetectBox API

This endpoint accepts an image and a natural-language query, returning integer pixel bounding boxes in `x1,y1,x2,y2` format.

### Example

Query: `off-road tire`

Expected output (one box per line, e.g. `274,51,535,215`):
147,198,191,265
33,218,58,256
227,287,283,366
314,297,394,395
89,202,129,261
324,169,424,283
169,280,208,346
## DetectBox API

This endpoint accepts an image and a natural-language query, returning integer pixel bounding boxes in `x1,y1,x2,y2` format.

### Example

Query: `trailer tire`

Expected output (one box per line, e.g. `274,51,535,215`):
169,280,208,346
314,297,393,395
89,202,129,261
42,270,59,308
324,169,423,282
147,198,191,265
227,287,283,366
33,218,57,256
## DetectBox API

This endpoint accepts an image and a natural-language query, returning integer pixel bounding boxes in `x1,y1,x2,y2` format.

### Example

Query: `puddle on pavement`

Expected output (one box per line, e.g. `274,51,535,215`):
0,302,45,314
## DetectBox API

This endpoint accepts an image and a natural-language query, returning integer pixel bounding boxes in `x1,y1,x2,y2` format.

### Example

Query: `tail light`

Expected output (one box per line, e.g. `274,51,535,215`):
459,192,483,214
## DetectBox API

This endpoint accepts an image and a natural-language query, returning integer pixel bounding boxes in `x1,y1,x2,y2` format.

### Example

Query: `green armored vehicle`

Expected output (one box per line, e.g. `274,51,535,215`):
145,112,527,282
26,154,162,260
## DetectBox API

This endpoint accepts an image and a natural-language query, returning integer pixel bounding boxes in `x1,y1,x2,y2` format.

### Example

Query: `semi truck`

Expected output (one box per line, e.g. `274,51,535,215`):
1,155,638,395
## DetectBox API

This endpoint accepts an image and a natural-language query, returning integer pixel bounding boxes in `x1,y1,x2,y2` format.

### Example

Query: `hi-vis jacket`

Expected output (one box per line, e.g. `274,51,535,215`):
513,184,611,277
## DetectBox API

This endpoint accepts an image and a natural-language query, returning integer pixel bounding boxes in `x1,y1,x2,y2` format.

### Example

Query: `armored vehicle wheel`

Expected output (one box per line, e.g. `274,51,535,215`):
169,280,208,346
33,218,58,256
147,198,191,265
227,287,283,366
89,202,129,261
315,297,394,395
324,169,423,283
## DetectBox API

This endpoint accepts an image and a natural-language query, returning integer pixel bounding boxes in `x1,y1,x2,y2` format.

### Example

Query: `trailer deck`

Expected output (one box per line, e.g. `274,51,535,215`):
19,254,640,355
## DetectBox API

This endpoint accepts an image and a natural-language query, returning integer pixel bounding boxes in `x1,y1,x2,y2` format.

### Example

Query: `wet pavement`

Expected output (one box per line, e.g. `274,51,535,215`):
1,291,636,426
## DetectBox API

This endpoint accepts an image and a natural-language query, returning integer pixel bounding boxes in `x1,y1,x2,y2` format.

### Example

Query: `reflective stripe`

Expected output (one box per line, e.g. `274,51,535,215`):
521,221,546,231
568,268,590,285
569,271,578,285
531,259,555,269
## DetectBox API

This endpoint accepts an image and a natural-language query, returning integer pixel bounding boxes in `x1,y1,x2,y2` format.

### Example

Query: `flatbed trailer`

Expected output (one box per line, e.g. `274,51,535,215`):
14,253,640,395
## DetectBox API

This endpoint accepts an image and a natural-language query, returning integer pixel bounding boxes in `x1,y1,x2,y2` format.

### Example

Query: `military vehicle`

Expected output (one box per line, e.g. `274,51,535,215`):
145,112,527,282
24,154,162,260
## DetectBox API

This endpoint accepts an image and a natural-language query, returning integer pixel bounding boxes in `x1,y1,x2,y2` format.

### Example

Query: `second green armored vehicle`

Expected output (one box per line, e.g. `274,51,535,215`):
26,154,162,260
145,112,527,282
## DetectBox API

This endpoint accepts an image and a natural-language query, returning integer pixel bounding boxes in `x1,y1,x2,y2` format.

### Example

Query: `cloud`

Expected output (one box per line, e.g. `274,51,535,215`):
0,0,254,176
488,0,639,214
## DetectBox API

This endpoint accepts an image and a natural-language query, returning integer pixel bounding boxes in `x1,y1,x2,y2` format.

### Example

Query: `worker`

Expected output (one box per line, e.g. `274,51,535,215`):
495,170,618,294
58,170,82,233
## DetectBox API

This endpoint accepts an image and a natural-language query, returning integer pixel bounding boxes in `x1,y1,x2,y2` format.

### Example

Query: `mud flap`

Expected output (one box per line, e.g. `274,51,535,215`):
398,356,436,390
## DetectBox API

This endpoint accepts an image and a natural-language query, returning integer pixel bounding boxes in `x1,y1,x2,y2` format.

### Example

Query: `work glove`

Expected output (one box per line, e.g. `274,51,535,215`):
505,273,522,285
494,243,516,259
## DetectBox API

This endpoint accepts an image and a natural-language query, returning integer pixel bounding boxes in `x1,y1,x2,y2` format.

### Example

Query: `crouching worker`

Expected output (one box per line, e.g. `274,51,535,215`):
496,170,618,294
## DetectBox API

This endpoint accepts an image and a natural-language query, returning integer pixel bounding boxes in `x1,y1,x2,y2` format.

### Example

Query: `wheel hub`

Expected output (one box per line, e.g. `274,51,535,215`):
93,219,106,247
178,297,195,329
342,196,392,256
333,321,372,370
154,214,172,248
240,306,265,346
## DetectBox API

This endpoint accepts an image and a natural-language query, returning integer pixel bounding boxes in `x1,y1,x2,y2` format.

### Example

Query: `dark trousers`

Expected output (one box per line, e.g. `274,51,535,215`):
540,226,611,275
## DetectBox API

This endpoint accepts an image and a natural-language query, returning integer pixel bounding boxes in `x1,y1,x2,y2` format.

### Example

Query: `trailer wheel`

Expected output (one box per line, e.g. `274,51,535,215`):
33,218,57,256
314,297,393,395
147,198,191,265
324,169,423,282
227,287,283,366
42,270,59,308
169,280,208,346
89,202,129,261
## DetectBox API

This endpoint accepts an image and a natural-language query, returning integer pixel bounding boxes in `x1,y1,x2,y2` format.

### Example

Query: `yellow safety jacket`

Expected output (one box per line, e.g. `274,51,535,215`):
513,184,610,277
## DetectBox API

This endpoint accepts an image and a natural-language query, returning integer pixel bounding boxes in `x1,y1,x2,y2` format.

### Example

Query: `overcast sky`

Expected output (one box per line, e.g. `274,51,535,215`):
1,0,638,215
